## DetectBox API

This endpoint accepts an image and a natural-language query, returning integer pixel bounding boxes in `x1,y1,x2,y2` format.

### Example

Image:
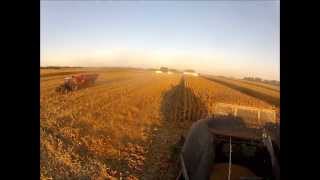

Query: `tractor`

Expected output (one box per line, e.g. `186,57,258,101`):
56,73,98,93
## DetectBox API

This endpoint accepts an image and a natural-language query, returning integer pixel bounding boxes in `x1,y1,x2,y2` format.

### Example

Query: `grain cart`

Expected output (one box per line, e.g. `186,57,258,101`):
56,73,99,93
176,103,280,180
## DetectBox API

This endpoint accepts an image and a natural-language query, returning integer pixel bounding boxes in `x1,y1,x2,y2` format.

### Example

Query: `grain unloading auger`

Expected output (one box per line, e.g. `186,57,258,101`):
56,73,99,93
176,103,280,180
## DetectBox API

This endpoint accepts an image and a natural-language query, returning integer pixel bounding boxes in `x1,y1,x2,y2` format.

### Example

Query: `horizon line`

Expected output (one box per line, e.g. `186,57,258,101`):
40,65,280,82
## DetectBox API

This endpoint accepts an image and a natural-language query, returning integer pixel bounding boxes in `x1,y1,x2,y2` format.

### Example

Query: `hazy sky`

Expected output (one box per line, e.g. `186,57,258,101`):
41,1,279,80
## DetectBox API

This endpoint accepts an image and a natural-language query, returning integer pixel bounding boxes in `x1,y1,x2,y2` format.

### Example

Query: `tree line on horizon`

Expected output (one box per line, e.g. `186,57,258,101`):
243,77,280,86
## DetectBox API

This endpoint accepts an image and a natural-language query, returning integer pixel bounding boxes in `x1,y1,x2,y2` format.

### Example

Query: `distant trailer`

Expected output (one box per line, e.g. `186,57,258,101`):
183,72,199,77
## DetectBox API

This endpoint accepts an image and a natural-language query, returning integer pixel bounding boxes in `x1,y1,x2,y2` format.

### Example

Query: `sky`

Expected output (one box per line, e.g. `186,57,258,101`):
41,1,280,80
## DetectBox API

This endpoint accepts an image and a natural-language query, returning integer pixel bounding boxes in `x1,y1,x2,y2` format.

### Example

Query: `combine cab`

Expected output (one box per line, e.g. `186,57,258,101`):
56,74,99,93
177,103,280,180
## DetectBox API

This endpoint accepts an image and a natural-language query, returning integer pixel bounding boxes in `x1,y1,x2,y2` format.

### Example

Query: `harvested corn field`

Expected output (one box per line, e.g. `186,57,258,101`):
203,75,280,107
40,68,279,179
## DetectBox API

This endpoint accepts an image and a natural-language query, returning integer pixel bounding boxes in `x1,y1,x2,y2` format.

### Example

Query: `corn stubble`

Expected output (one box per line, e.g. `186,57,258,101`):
40,68,278,179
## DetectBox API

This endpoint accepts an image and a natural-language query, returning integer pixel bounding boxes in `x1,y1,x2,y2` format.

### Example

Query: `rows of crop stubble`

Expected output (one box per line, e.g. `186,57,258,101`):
40,69,279,180
41,69,188,179
184,76,277,120
203,75,280,107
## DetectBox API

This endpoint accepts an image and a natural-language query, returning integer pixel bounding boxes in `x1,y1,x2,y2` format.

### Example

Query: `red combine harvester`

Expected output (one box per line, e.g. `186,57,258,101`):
56,74,99,93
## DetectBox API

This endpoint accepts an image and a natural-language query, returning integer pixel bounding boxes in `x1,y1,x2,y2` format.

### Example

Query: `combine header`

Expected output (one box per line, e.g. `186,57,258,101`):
56,74,99,93
177,103,280,180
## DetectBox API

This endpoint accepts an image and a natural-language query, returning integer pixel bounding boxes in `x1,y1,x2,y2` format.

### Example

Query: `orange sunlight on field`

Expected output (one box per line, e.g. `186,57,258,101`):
40,68,279,179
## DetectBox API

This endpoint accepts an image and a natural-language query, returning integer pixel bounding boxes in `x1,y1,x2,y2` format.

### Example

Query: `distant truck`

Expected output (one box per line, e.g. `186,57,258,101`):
56,74,99,93
160,67,169,73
